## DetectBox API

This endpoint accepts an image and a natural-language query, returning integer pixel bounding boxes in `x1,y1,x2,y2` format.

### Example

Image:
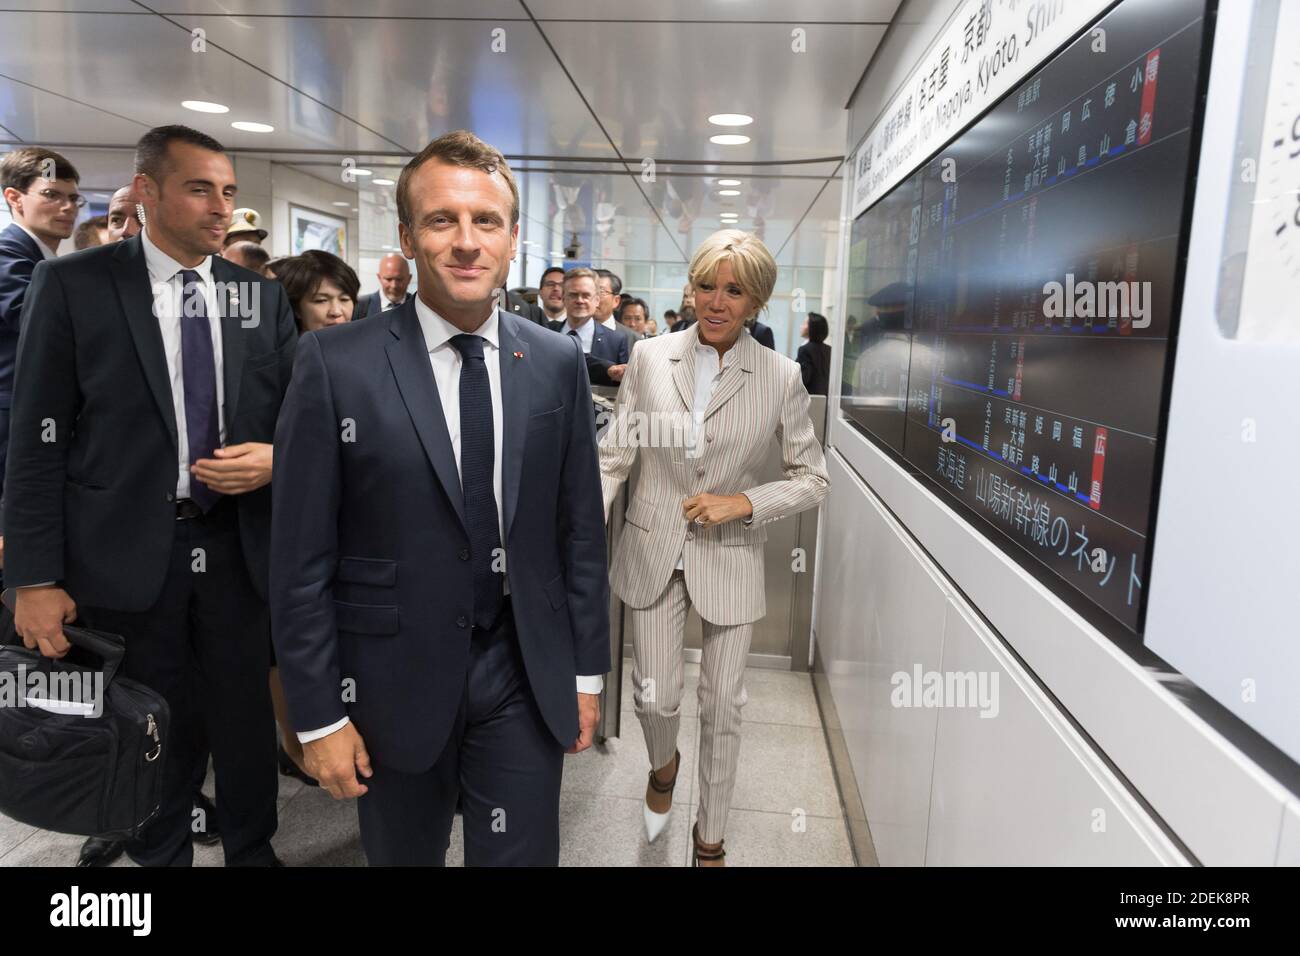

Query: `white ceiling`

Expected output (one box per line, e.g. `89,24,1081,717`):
0,0,901,262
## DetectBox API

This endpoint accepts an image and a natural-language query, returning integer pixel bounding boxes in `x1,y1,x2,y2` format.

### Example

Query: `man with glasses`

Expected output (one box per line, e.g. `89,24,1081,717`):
538,265,566,324
0,147,82,589
595,268,639,358
559,268,628,385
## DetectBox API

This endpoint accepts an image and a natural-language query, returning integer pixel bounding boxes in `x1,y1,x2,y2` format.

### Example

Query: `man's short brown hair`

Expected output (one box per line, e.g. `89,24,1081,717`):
562,267,598,287
396,130,519,229
1,147,80,211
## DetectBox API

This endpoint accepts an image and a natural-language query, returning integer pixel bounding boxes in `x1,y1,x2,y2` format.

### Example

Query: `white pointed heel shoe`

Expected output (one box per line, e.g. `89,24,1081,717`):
643,749,681,843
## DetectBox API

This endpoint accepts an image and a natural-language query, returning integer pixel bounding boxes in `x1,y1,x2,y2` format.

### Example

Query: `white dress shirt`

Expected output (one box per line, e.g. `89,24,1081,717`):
601,316,618,330
141,226,226,500
299,301,602,744
16,222,58,261
676,342,738,571
564,315,597,353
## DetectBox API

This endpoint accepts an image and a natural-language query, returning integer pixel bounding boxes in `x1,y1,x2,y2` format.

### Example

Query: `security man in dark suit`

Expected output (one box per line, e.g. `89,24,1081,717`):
5,125,297,867
355,252,412,317
270,130,609,866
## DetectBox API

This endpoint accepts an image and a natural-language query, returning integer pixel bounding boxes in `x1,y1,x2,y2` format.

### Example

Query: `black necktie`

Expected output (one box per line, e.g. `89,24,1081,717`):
179,270,220,511
450,334,503,630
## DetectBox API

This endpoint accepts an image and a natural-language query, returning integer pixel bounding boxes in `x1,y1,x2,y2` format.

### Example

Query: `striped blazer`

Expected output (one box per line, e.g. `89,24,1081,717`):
599,325,829,626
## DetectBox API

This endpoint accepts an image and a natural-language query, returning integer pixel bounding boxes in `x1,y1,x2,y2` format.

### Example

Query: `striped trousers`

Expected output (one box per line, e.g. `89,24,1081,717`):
629,570,753,844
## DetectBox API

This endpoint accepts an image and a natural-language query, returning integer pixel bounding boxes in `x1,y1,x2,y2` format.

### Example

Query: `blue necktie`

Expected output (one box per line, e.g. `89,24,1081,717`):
450,334,503,630
179,270,220,511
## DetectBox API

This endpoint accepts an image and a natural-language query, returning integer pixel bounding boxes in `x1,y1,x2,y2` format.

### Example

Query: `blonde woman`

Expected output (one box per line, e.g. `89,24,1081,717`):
599,230,829,866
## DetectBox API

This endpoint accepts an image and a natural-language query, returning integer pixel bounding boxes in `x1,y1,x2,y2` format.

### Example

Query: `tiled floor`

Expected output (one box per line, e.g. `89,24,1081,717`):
0,664,853,867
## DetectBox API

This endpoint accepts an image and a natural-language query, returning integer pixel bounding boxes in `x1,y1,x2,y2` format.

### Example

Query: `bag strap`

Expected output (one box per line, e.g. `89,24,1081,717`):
35,625,126,688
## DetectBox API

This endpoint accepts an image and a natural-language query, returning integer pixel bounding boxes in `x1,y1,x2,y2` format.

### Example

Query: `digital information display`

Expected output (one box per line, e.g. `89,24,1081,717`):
840,0,1212,635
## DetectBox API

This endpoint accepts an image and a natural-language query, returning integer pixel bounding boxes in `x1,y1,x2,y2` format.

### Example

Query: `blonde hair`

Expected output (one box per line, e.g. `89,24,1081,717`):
687,229,777,316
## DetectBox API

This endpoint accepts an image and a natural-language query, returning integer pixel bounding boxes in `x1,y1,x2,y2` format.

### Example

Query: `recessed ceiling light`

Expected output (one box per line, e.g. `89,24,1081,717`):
372,178,394,186
717,179,741,186
718,189,741,196
381,244,393,250
331,201,350,207
351,207,359,212
708,113,753,127
349,168,373,177
183,100,229,114
231,121,274,133
710,134,750,146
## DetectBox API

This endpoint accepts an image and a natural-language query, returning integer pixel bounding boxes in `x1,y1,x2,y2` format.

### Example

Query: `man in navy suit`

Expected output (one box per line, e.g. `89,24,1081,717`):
749,316,776,350
552,268,629,385
270,130,609,866
355,252,412,317
0,147,81,561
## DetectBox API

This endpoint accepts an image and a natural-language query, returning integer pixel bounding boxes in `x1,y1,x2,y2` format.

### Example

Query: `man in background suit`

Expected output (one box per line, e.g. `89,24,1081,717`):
748,315,776,350
271,130,609,866
555,268,629,386
505,287,546,325
356,252,412,317
0,147,81,578
106,182,144,242
6,125,297,867
595,268,638,354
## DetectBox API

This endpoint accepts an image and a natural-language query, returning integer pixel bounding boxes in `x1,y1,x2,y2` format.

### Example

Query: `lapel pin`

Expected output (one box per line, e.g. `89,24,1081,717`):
513,351,524,359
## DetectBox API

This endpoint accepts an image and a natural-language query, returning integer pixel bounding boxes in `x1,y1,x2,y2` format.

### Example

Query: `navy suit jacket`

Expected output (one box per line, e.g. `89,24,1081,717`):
751,320,776,350
4,235,298,608
270,303,610,772
357,291,408,318
588,320,630,366
0,223,47,408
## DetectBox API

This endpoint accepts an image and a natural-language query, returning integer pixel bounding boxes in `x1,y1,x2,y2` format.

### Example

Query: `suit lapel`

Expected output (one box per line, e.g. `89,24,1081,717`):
702,327,755,423
212,257,246,425
385,302,467,530
110,237,178,448
497,310,530,543
669,325,698,412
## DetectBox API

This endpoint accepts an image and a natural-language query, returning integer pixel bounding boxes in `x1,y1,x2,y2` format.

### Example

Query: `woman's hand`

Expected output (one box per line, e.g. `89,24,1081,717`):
682,493,753,528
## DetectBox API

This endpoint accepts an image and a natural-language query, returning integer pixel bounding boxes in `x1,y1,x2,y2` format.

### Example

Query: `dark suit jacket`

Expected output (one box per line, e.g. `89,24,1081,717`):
548,318,629,386
797,341,832,395
0,223,46,408
505,290,546,326
751,320,775,350
357,291,409,318
3,235,298,609
270,304,610,772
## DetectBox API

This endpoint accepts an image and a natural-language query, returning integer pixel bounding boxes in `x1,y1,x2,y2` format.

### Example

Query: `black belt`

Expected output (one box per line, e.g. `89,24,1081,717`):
175,498,204,520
